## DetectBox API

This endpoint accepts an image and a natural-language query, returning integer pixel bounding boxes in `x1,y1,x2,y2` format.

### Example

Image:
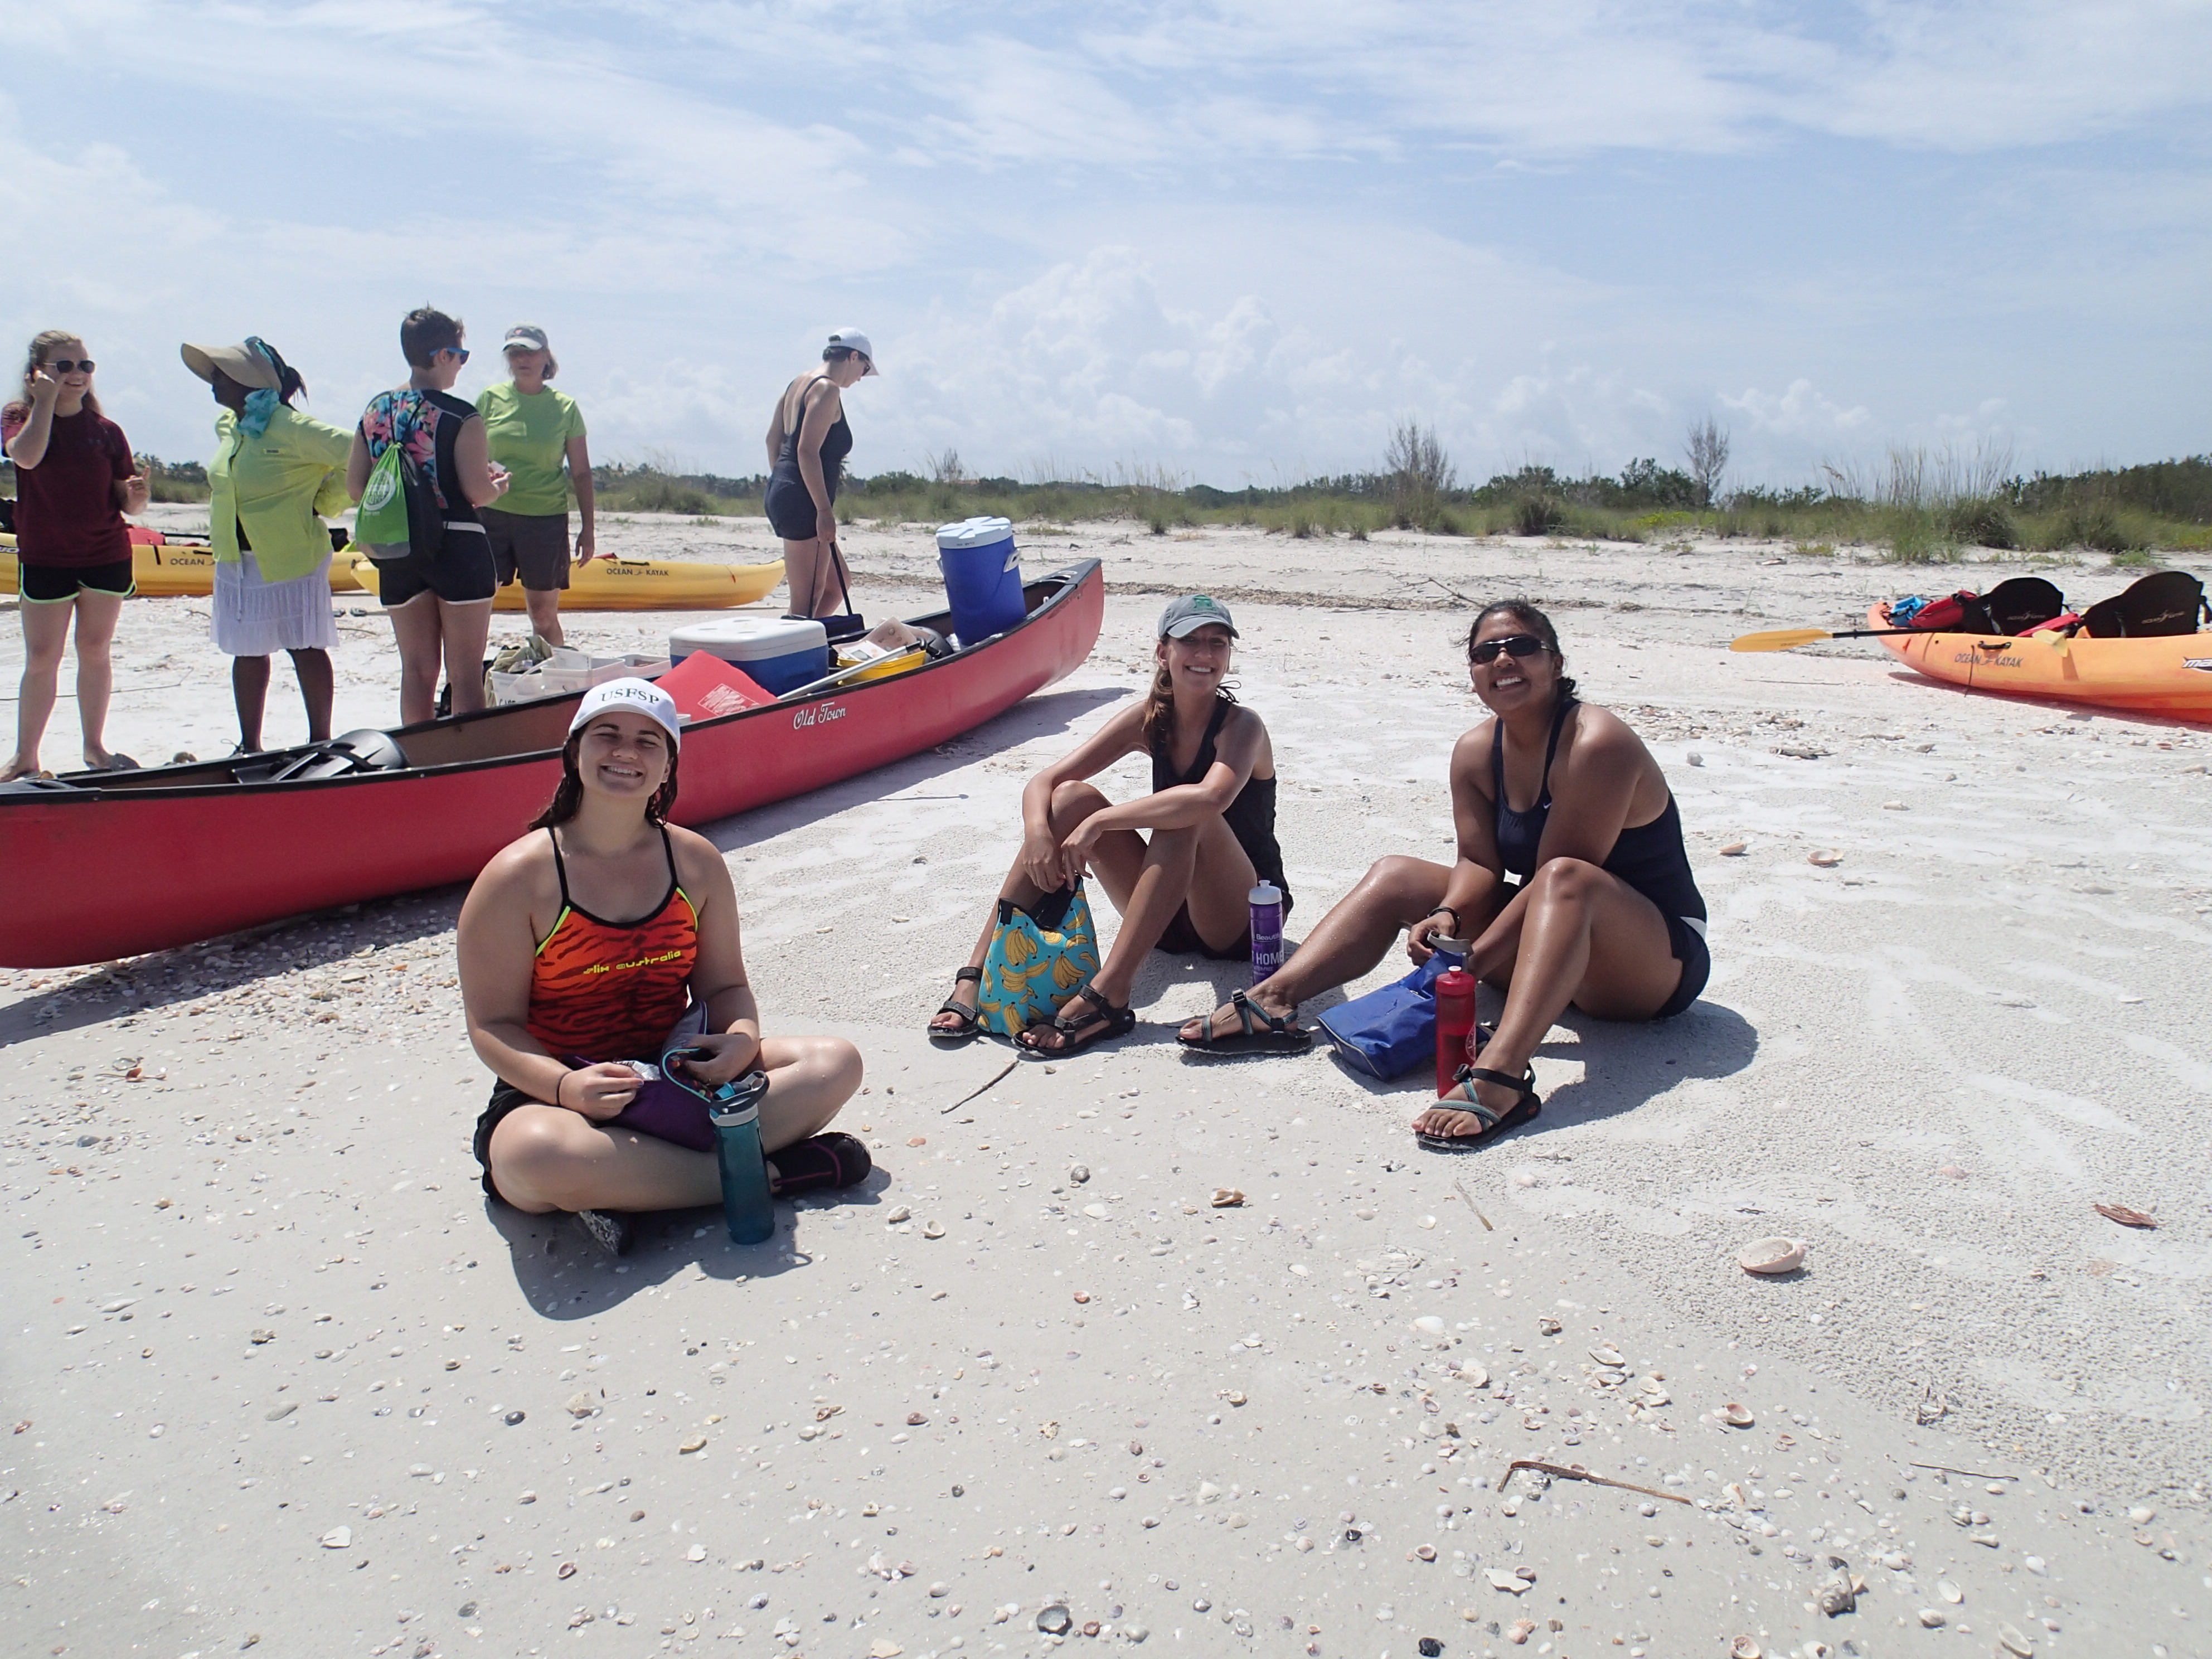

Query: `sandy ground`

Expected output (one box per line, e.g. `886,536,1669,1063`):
5,511,2211,1659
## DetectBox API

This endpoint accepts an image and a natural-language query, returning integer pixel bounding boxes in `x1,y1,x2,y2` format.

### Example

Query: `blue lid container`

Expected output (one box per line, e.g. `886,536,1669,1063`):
667,616,830,696
935,517,1027,648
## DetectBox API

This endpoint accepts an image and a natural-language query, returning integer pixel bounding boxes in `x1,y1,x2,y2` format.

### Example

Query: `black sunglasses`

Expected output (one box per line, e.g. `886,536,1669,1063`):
43,358,95,374
1470,634,1548,665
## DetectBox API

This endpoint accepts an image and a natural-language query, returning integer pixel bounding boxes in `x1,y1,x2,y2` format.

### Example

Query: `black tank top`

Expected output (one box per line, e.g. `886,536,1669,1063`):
774,380,851,499
1491,698,1704,922
1151,697,1290,907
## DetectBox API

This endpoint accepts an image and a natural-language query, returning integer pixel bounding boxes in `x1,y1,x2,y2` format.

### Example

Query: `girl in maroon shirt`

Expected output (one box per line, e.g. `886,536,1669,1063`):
2,330,149,778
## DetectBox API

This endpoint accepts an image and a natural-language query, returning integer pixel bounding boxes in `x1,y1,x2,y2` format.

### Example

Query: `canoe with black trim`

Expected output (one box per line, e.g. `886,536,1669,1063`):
0,560,1104,967
1867,602,2212,721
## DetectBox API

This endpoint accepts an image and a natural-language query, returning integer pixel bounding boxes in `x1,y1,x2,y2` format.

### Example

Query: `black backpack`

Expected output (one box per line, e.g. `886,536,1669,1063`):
2077,571,2209,638
1957,576,2067,636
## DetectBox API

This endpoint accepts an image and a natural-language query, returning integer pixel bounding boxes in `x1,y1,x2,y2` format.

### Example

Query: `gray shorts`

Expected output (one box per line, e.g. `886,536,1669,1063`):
482,508,571,591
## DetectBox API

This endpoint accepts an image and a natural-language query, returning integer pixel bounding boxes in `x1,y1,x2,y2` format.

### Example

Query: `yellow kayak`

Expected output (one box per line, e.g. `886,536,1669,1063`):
347,555,784,612
1,535,366,596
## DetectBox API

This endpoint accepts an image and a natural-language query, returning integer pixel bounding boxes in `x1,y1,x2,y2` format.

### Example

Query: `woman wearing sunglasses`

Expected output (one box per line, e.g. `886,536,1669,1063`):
762,329,874,619
346,308,507,724
1180,599,1707,1153
2,331,149,779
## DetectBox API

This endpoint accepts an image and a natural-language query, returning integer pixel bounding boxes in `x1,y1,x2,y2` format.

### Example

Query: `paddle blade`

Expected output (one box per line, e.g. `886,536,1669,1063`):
1729,627,1831,653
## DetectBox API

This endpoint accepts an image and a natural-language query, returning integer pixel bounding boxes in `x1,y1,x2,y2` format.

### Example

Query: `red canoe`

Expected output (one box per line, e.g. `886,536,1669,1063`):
0,560,1103,968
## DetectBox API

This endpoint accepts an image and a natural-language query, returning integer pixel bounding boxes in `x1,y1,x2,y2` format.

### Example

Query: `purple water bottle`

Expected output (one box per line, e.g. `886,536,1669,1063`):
1248,881,1284,984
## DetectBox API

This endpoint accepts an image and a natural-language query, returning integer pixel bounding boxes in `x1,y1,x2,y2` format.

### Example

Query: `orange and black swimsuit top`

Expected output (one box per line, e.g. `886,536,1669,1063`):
526,826,699,1060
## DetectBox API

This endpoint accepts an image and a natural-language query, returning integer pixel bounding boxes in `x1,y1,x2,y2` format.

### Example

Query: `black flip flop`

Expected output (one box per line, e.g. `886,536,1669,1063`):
1016,986,1136,1056
770,1132,873,1196
929,967,984,1044
1178,988,1312,1054
1415,1065,1541,1153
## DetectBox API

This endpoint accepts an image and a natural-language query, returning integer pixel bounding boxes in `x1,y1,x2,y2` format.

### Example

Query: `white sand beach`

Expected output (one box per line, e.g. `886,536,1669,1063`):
4,512,2209,1659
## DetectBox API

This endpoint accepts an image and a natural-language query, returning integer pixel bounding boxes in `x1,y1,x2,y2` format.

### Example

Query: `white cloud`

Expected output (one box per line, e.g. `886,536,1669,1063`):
1719,379,1874,439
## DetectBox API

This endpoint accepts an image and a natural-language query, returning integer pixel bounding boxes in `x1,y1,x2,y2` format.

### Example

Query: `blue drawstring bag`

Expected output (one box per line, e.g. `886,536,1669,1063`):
1316,948,1465,1080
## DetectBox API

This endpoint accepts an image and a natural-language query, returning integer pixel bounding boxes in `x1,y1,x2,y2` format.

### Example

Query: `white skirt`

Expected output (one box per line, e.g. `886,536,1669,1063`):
212,551,340,656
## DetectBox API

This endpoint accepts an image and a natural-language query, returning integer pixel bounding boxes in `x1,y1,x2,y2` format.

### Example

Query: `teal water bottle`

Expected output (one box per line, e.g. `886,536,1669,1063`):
670,1046,775,1245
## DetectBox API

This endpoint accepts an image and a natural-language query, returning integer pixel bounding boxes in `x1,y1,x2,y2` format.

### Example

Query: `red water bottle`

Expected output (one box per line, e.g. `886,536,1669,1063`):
1434,962,1478,1098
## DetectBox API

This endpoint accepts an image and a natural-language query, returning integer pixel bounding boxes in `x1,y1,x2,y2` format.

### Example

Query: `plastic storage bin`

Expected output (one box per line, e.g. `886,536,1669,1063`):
935,517,1026,648
668,616,830,696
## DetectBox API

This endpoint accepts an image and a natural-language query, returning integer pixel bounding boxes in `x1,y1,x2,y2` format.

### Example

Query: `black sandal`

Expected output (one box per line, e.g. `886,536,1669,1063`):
1415,1065,1542,1153
769,1133,874,1197
1016,985,1137,1056
929,967,984,1043
1178,988,1312,1054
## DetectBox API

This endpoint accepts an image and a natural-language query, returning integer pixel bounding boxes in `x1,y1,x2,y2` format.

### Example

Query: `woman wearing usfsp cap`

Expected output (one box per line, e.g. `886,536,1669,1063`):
477,324,596,648
181,337,352,752
926,595,1292,1055
763,329,874,619
458,678,867,1256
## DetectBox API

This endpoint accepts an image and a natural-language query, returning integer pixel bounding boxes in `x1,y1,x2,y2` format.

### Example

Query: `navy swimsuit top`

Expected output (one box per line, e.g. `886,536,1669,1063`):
1491,698,1705,923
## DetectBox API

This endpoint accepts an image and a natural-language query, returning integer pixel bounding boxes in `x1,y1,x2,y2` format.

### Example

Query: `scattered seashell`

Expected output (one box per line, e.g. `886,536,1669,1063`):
1719,841,1749,856
1738,1236,1805,1275
1997,1623,2035,1656
557,1561,577,1580
1210,1188,1245,1207
1459,1362,1489,1388
1939,1163,1968,1180
1036,1604,1073,1636
1414,1544,1437,1561
1225,1391,1248,1406
1881,800,1907,811
1917,1608,1946,1628
2094,1202,2157,1229
319,1526,351,1549
1638,1381,1671,1406
1486,1569,1530,1594
1816,1578,1855,1616
1589,1345,1624,1367
869,1641,904,1658
1937,1580,1962,1603
1507,1618,1537,1644
1686,753,1704,767
566,1392,596,1419
264,1403,297,1422
686,1543,708,1562
885,1205,911,1225
921,1221,945,1239
679,1434,707,1453
1414,1316,1446,1336
1073,1291,1090,1303
906,1411,926,1425
1722,1401,1755,1427
1537,1316,1561,1336
249,1328,275,1345
1730,1639,1761,1659
1807,849,1843,867
1068,1164,1089,1184
906,1136,926,1147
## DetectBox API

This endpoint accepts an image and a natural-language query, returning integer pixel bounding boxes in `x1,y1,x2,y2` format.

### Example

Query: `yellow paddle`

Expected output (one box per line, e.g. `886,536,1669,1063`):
1730,624,1927,653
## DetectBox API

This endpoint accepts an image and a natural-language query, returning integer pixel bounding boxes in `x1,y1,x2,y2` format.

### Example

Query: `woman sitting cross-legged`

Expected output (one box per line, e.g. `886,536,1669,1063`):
1178,599,1707,1151
927,595,1291,1055
458,678,867,1256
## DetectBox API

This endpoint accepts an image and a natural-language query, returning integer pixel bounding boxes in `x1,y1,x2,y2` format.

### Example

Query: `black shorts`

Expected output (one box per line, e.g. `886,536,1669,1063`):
376,524,496,608
22,556,135,604
1157,891,1293,960
1652,915,1710,1020
482,509,571,591
764,469,827,541
473,1080,537,1203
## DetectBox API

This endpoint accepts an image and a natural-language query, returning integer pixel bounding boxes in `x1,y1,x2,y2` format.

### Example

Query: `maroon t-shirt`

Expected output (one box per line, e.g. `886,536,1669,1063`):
1,404,134,567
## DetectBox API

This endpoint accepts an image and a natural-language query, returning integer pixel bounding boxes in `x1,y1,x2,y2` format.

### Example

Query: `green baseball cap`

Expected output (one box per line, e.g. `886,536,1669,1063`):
1158,594,1239,639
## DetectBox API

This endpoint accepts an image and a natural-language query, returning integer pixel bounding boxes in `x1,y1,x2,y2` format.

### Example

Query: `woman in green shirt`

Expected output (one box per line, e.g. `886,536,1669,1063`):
182,338,352,751
476,324,596,648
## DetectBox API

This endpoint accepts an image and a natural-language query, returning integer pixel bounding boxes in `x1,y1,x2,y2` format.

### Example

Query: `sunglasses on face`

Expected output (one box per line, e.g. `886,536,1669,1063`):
1470,634,1547,666
441,347,470,365
43,359,95,374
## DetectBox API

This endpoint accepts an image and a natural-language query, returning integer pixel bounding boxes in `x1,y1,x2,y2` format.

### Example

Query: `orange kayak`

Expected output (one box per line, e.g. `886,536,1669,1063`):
1870,602,2212,721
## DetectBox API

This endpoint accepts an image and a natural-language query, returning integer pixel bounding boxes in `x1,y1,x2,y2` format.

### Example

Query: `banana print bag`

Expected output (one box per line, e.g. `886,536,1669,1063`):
976,885,1103,1037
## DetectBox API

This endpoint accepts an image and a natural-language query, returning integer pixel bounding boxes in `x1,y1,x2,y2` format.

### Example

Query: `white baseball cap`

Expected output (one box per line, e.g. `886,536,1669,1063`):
827,329,879,375
569,677,682,750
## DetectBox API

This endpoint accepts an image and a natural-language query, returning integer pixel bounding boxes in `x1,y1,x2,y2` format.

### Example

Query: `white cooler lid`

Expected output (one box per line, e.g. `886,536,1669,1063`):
935,515,1013,550
669,616,828,661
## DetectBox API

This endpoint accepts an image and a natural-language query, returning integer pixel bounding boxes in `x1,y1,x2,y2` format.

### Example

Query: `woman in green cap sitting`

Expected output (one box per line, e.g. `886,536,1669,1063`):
925,594,1291,1055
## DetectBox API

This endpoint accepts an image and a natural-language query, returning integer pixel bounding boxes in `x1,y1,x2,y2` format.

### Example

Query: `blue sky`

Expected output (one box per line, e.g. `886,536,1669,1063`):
5,1,2208,491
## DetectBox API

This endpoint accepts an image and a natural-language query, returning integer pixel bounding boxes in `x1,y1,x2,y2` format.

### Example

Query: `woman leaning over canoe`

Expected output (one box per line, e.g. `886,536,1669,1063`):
182,337,351,752
928,595,1291,1055
458,678,866,1257
1180,600,1707,1152
2,329,149,778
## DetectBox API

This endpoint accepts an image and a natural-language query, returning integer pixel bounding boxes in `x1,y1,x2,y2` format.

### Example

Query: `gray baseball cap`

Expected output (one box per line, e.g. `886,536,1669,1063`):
1158,594,1238,639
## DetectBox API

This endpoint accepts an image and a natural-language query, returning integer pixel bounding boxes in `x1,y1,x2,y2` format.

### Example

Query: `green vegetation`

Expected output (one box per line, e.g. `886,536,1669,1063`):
138,455,212,503
574,447,2212,557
